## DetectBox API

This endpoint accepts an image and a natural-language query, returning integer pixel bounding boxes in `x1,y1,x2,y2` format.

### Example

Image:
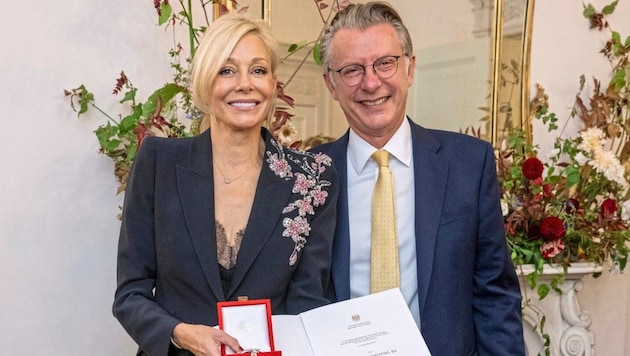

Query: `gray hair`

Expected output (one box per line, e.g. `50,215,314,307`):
318,1,413,72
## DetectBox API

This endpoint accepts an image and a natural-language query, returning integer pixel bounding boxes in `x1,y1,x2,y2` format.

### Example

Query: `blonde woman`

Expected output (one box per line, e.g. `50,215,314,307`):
113,13,338,356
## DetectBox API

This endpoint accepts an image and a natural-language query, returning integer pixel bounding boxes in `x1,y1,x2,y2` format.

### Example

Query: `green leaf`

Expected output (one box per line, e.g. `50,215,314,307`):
612,31,621,42
79,91,94,115
287,40,307,54
537,283,550,300
313,43,323,66
120,87,137,104
521,248,534,259
583,4,596,18
119,108,141,134
158,3,173,26
612,68,626,90
612,31,622,55
550,275,564,293
565,165,581,187
73,84,95,116
527,273,537,289
142,83,186,118
94,123,120,151
602,0,618,15
126,142,138,161
104,139,122,152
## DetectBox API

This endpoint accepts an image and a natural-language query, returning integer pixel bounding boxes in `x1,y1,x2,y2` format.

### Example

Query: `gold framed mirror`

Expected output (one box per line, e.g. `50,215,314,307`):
395,0,536,148
492,0,536,147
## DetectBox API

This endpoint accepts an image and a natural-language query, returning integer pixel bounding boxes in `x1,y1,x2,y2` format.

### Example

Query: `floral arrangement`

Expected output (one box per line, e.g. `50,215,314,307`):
497,1,630,299
64,0,346,195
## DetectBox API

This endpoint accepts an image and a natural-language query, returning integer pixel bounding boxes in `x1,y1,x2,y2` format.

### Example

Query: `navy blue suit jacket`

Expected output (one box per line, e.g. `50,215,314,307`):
113,128,338,356
317,119,524,355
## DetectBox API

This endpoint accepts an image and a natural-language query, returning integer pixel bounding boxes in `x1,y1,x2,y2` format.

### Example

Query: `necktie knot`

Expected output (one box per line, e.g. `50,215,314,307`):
372,149,390,167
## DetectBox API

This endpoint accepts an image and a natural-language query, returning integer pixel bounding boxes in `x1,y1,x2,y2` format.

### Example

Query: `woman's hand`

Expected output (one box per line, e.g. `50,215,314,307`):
172,323,242,356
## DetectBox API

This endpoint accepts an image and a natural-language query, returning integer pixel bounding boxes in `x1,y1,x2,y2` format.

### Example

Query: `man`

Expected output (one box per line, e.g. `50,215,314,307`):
315,2,525,355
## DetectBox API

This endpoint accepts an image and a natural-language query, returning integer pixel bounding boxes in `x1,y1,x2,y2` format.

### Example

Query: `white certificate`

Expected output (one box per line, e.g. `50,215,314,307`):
273,288,432,356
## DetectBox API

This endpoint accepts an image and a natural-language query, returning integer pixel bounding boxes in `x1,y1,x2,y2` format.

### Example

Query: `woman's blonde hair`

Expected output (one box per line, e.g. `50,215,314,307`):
190,13,279,130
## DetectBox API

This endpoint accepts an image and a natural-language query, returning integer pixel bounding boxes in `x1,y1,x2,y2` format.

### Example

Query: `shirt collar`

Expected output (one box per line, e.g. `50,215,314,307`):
348,117,412,174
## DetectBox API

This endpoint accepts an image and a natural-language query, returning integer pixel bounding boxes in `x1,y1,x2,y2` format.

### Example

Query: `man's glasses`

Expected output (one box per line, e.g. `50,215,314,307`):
330,55,402,87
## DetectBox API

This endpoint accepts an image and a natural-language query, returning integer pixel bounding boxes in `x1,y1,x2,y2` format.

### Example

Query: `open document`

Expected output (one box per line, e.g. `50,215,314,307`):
272,288,431,356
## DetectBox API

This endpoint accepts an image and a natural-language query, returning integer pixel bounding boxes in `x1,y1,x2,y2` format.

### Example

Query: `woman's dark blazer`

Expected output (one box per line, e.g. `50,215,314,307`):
113,128,338,356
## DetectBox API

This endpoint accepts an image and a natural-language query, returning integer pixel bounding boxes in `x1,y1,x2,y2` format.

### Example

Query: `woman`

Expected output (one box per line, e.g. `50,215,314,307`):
113,13,338,356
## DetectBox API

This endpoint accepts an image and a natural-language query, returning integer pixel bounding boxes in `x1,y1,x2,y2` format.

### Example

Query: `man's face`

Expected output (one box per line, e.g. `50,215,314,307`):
323,23,415,147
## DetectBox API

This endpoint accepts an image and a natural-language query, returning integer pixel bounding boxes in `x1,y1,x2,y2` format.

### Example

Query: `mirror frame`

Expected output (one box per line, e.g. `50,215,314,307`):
521,0,536,146
491,0,536,147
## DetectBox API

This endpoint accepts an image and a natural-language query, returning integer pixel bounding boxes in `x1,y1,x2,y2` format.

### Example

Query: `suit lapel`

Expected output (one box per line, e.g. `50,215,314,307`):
176,131,225,301
410,121,449,315
225,132,294,299
325,133,352,301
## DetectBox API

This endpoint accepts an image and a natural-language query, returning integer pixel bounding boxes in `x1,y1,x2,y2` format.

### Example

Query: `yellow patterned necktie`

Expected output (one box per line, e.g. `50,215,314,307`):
370,149,400,293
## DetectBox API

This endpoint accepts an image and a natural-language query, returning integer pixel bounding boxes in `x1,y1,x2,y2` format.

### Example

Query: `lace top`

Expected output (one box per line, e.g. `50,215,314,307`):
217,220,245,295
216,220,245,270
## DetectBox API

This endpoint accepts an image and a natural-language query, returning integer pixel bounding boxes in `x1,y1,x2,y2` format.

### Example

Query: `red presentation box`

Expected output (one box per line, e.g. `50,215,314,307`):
217,298,282,356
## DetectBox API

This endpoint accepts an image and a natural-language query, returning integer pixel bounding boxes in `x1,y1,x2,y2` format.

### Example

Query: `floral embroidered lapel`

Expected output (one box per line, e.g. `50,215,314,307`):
226,130,333,298
178,128,333,301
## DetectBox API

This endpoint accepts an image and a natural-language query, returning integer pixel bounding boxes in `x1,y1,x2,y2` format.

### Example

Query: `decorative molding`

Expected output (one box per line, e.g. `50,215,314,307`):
519,263,601,355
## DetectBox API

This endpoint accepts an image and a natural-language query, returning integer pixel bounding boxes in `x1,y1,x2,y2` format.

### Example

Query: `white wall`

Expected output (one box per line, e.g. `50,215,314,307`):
530,1,630,354
0,1,173,354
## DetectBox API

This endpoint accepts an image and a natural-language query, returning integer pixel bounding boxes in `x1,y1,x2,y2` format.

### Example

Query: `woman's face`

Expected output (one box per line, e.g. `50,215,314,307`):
211,33,276,131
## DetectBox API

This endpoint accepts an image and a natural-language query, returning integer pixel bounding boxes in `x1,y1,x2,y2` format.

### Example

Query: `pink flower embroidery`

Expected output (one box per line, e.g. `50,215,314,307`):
267,152,293,178
292,173,315,195
267,139,333,266
282,216,311,241
310,186,328,207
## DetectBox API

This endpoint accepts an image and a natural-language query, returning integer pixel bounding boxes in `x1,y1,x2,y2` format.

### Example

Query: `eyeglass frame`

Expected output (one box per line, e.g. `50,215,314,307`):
328,54,407,86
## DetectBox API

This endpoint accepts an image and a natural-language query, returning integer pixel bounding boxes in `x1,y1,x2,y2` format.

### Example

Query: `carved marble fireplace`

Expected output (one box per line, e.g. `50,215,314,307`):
518,263,602,356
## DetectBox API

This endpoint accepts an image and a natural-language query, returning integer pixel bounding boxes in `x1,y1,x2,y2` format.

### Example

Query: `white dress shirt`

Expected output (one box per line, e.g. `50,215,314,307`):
346,118,420,327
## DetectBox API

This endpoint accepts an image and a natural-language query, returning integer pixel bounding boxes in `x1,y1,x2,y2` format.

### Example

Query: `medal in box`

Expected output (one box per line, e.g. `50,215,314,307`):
217,298,282,356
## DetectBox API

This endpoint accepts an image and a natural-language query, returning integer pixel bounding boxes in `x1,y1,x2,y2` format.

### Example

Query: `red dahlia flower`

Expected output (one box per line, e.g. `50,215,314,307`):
522,157,544,180
540,216,566,241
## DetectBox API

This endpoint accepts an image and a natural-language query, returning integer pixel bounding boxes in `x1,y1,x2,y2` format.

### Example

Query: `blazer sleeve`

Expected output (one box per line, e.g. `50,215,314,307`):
472,143,525,355
284,152,340,314
112,137,181,356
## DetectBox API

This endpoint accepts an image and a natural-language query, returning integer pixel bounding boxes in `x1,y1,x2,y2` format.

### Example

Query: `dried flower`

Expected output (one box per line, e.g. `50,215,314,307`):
276,119,298,147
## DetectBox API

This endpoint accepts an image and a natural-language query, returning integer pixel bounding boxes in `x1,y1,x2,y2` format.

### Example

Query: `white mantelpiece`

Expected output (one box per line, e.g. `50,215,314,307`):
518,263,603,356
